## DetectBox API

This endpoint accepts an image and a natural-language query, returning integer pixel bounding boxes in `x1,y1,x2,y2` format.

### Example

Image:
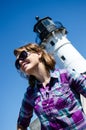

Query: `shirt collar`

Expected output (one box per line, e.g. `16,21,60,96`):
36,73,59,90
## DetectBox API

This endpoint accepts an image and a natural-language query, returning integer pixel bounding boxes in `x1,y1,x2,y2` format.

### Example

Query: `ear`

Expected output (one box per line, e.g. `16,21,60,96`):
37,52,43,62
37,52,42,58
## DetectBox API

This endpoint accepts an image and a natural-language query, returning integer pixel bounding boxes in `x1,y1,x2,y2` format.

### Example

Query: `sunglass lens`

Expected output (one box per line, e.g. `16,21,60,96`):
19,51,27,60
15,51,27,69
15,59,20,69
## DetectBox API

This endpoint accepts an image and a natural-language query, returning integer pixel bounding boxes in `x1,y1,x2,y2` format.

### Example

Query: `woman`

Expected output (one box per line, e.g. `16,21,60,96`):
14,43,86,130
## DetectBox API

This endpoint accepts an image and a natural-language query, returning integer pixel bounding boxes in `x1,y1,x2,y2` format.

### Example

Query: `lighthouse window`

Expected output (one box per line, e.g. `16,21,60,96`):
61,56,66,61
42,20,50,26
37,23,45,32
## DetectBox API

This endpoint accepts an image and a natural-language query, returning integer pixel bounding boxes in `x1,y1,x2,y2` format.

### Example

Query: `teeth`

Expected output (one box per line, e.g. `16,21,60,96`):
22,61,30,68
24,62,29,67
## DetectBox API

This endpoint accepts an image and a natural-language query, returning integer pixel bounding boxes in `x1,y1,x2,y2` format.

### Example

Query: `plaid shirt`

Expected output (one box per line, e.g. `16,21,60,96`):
17,69,86,130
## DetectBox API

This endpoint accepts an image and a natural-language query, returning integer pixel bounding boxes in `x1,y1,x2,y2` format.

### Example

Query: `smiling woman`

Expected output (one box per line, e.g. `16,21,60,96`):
14,43,55,87
14,43,86,130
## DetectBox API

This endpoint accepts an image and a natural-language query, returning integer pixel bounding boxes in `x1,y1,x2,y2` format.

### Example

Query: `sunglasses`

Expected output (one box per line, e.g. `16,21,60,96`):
15,51,28,70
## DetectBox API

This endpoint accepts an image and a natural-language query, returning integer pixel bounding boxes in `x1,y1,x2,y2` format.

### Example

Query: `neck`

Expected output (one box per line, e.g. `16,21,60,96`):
30,63,50,87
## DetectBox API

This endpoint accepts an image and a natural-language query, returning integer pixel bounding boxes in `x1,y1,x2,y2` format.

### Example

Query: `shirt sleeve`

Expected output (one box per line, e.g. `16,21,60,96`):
17,89,33,129
67,69,86,97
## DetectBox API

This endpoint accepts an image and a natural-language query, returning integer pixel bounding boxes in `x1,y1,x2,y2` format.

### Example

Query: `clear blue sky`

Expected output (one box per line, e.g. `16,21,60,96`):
0,0,86,130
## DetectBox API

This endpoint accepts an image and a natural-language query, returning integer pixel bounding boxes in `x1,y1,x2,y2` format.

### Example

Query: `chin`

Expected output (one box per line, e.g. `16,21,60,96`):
24,68,33,75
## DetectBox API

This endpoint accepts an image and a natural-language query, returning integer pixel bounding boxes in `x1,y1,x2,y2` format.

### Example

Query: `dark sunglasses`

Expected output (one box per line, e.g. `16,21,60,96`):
15,51,28,69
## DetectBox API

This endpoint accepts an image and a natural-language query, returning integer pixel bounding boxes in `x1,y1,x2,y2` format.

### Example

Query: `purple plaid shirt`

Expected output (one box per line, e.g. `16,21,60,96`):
17,69,86,130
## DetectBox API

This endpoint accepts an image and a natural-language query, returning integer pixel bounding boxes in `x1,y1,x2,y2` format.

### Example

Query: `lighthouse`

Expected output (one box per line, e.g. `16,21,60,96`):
33,16,86,114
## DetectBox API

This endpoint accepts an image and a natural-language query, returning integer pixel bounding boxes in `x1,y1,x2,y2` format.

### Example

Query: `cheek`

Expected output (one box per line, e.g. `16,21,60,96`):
31,55,40,63
31,60,39,67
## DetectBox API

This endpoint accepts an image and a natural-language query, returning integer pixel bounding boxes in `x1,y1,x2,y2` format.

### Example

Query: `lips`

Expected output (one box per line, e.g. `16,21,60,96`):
22,61,30,69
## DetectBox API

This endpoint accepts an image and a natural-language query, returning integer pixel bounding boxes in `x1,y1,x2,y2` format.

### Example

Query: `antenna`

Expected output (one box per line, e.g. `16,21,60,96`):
35,16,40,21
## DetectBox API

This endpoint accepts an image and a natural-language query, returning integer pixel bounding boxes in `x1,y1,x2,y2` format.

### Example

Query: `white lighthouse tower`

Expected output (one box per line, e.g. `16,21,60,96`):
33,16,86,114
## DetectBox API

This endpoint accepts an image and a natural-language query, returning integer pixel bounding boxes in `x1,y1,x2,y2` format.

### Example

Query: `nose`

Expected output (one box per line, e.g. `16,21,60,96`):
19,59,27,69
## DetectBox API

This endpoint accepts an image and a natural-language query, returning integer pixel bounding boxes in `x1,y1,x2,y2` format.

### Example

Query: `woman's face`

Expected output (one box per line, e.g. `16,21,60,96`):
16,50,42,75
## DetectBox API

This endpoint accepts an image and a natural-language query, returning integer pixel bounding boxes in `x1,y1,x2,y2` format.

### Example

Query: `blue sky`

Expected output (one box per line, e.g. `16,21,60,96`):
0,0,86,130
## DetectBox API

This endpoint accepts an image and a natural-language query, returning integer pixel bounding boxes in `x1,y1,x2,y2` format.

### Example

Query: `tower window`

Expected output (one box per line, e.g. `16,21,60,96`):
50,41,55,46
61,55,66,61
42,20,50,26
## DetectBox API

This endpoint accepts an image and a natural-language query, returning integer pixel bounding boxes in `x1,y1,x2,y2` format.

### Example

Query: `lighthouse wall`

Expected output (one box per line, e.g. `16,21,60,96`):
43,32,86,73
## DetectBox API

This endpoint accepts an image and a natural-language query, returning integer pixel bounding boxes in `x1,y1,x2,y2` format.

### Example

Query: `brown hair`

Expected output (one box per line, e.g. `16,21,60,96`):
14,43,56,87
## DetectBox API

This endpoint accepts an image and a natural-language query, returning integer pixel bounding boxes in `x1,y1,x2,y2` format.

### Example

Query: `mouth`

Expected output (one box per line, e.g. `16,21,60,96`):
22,61,30,69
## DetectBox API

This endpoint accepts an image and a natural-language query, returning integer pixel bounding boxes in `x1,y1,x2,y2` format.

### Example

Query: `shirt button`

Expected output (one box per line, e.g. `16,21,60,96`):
51,117,54,119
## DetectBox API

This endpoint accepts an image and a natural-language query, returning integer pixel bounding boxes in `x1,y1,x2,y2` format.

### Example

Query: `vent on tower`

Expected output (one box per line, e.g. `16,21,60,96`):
50,41,55,46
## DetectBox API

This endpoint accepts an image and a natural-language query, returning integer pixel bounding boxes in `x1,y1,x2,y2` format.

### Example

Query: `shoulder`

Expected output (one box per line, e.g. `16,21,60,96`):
51,68,67,77
51,68,70,83
51,68,68,79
